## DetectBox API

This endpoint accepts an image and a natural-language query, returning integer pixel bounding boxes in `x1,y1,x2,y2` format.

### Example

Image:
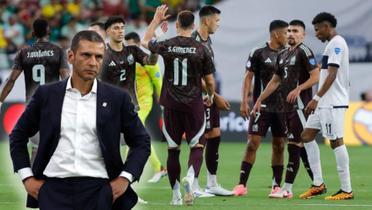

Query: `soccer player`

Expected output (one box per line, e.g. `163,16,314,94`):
124,32,167,183
100,16,157,111
191,5,233,197
0,18,69,161
250,20,319,198
142,6,216,205
299,12,353,200
233,20,288,197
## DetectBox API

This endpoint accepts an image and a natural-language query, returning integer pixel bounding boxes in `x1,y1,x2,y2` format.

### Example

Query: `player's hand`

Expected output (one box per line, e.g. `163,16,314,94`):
160,21,168,33
240,102,250,120
304,99,318,115
250,101,262,116
287,87,301,104
23,177,45,200
110,176,129,203
153,5,171,24
214,94,230,111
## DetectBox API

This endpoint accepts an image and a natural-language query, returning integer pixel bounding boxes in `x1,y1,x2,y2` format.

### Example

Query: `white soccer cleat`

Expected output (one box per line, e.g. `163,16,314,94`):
193,188,215,198
147,168,168,183
269,189,293,199
181,177,194,205
205,184,234,196
137,196,148,204
268,186,282,198
170,197,183,205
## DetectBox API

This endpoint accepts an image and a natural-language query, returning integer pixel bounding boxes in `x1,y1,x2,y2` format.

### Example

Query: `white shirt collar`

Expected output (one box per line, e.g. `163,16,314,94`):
66,77,97,94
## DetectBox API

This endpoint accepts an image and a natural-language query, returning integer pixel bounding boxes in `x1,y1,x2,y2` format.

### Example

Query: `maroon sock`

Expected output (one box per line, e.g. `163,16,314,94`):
188,147,203,178
239,161,252,186
167,149,181,188
205,136,221,175
272,165,284,187
284,144,301,184
300,146,314,181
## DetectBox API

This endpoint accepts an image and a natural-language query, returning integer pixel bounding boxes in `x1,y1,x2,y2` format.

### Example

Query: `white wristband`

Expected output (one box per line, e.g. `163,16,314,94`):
313,95,321,102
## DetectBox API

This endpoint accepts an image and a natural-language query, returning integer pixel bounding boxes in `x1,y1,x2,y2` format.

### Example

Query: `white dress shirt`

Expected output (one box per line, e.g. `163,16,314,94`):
18,78,133,182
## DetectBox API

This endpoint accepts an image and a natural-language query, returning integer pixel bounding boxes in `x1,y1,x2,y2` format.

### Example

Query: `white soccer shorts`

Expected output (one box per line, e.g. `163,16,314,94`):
305,107,346,140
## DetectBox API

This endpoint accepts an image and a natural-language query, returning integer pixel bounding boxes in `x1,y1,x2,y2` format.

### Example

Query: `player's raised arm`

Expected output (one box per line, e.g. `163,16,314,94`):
142,5,170,49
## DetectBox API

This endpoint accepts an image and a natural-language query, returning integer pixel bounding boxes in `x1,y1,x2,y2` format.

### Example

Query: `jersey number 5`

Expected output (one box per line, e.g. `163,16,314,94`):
173,58,187,86
32,64,45,85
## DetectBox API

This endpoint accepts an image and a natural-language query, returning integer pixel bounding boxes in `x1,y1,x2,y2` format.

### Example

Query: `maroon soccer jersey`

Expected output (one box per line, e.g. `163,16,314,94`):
246,43,284,112
148,36,215,111
276,43,317,111
12,41,69,101
100,44,147,109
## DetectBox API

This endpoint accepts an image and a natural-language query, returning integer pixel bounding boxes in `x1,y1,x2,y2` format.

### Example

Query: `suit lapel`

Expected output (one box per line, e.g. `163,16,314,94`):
96,82,110,150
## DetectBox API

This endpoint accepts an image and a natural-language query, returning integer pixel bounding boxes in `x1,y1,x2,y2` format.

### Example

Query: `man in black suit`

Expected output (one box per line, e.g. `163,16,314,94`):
9,30,150,210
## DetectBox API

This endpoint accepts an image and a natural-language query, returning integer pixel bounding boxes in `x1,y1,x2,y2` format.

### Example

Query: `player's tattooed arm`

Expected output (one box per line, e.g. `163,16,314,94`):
287,67,319,104
142,5,170,49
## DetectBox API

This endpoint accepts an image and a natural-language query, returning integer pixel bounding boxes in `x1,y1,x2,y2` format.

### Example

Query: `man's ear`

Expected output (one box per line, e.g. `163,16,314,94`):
67,50,74,64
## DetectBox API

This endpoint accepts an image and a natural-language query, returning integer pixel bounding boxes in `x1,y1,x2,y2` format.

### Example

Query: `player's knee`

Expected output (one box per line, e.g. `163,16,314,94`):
272,141,284,153
247,140,260,152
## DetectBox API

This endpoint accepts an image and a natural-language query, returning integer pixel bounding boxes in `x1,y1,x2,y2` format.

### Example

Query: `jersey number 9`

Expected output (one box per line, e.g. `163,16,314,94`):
32,64,46,85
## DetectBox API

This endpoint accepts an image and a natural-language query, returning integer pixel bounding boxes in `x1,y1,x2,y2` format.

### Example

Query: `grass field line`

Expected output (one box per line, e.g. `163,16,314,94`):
140,202,372,207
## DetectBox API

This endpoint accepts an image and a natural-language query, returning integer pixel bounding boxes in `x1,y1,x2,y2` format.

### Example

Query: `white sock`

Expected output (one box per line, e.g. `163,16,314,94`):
283,183,293,193
207,171,217,187
173,180,181,199
192,177,200,191
334,145,352,192
304,141,324,186
272,178,278,188
186,166,195,185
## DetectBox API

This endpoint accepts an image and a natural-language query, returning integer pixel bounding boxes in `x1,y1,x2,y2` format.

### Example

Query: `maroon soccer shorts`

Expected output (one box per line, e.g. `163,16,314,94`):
248,111,286,137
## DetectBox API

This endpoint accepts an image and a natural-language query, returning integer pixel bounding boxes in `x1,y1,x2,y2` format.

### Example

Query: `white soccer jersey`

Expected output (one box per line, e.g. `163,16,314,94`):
318,35,350,107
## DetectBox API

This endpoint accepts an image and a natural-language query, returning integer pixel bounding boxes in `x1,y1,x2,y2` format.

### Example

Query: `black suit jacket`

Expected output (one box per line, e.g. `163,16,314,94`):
9,79,151,209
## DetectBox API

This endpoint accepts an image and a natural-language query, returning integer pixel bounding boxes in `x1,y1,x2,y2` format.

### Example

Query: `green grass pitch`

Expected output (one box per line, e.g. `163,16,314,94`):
1,141,371,210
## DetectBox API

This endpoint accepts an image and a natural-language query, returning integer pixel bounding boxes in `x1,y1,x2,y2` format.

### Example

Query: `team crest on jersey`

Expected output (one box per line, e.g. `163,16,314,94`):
127,54,134,65
309,58,316,65
290,56,296,65
279,59,283,64
335,47,341,55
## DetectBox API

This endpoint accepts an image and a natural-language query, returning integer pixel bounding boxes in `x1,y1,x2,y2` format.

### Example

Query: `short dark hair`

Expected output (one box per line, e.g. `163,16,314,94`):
104,16,126,30
177,10,194,29
312,12,337,27
90,21,105,31
289,19,306,30
33,18,49,38
124,32,140,43
70,30,104,52
269,20,289,32
199,5,221,18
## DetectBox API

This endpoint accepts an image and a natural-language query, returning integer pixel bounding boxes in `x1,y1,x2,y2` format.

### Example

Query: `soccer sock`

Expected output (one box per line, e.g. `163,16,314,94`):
304,141,324,186
188,147,203,178
282,183,293,193
205,136,220,175
149,144,162,172
167,149,181,189
272,165,284,187
239,161,252,186
284,144,301,184
300,146,314,181
334,145,352,192
172,180,181,199
207,173,217,187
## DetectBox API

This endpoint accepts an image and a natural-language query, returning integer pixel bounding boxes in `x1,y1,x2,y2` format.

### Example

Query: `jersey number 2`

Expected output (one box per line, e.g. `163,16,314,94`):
32,64,45,85
173,58,187,86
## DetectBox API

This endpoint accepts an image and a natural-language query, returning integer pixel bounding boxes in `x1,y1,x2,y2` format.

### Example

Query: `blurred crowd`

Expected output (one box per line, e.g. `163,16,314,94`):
0,0,220,70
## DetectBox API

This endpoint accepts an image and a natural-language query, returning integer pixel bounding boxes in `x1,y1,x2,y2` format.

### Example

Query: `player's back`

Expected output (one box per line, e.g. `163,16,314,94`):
150,36,215,111
14,41,66,101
